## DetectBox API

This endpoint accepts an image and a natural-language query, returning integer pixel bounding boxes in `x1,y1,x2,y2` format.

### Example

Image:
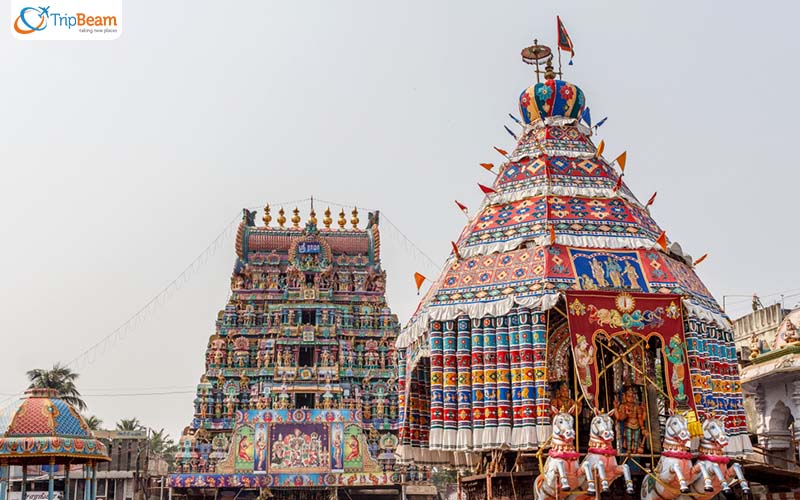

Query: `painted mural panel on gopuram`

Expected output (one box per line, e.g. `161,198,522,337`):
169,409,395,488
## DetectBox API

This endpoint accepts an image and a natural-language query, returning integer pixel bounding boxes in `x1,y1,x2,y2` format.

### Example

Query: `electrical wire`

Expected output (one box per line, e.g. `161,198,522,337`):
64,210,243,369
62,197,345,372
82,390,195,397
51,197,444,377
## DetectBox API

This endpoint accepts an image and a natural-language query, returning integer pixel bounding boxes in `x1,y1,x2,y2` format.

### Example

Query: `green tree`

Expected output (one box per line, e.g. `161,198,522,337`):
26,363,86,411
116,418,144,431
148,428,179,471
84,415,103,430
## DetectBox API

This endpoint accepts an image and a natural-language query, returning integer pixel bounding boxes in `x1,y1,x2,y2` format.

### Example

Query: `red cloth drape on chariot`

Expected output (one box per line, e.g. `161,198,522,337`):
564,290,696,412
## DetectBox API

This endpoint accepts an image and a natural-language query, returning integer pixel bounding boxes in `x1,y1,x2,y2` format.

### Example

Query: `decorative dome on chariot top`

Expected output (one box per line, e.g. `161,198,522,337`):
519,79,586,123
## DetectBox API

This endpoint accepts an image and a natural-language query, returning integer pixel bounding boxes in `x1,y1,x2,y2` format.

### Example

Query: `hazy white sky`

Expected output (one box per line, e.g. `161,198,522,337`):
2,0,798,439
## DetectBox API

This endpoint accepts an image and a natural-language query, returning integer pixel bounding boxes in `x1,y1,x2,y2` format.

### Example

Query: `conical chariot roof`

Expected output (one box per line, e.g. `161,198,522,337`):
398,76,724,347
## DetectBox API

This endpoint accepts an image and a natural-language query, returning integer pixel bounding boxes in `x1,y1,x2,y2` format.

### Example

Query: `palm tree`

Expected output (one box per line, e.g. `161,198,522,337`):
84,415,103,430
116,418,144,431
148,428,179,472
26,363,86,411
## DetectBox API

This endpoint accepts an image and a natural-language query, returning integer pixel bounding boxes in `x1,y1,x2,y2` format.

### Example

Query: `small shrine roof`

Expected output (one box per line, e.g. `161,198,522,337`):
0,388,110,465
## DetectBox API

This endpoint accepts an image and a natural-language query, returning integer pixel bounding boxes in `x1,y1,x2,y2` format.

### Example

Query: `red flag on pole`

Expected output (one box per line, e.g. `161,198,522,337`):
455,200,469,214
480,163,495,172
414,272,427,295
494,147,509,158
694,253,708,266
549,224,556,245
656,231,668,252
557,16,575,57
478,183,497,195
646,192,657,207
613,175,623,192
451,241,462,260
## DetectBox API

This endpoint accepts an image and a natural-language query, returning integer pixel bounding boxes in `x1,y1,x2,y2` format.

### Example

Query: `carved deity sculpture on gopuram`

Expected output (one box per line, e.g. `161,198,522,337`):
169,202,405,499
395,23,752,500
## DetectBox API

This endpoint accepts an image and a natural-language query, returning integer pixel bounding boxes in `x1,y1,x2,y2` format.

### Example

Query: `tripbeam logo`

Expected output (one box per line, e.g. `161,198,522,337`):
13,6,49,34
11,0,122,40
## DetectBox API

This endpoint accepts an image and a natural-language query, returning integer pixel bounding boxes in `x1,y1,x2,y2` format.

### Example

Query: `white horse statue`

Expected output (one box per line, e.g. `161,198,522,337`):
640,414,696,500
681,417,750,500
569,412,634,498
535,411,581,500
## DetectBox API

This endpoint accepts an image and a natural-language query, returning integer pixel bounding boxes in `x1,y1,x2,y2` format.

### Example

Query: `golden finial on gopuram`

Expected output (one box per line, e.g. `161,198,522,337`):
262,204,272,227
323,207,332,229
309,207,317,226
351,207,360,229
277,207,286,228
292,207,301,228
338,209,347,230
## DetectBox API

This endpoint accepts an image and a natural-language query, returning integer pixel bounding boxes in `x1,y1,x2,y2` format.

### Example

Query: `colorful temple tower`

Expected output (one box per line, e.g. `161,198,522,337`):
396,35,751,498
169,204,403,499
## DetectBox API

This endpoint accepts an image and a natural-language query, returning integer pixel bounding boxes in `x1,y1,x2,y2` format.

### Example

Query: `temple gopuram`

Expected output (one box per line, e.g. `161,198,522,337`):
396,28,752,500
169,205,406,500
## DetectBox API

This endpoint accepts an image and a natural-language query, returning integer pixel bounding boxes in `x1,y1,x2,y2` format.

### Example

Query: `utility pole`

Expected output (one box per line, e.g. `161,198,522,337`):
144,428,151,500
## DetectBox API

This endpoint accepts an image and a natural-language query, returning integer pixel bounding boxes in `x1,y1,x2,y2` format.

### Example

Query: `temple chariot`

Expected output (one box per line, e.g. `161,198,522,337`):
395,27,752,500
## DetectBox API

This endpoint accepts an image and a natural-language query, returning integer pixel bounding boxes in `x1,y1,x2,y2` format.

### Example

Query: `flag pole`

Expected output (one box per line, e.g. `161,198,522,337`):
557,47,563,78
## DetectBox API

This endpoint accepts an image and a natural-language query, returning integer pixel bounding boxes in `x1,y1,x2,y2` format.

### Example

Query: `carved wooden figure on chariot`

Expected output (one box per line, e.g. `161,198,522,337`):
550,383,580,418
614,386,649,454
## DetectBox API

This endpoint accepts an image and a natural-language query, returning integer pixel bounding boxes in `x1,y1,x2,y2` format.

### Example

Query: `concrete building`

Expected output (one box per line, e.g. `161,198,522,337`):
735,305,800,491
732,303,789,357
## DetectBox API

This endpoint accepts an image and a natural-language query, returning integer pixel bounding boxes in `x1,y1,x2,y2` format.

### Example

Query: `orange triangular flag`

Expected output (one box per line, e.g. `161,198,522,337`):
646,192,657,207
455,200,468,214
694,253,708,266
494,147,509,157
656,231,668,252
414,272,427,295
549,224,556,245
451,241,462,260
615,151,627,172
595,140,605,158
480,163,495,172
478,183,497,195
